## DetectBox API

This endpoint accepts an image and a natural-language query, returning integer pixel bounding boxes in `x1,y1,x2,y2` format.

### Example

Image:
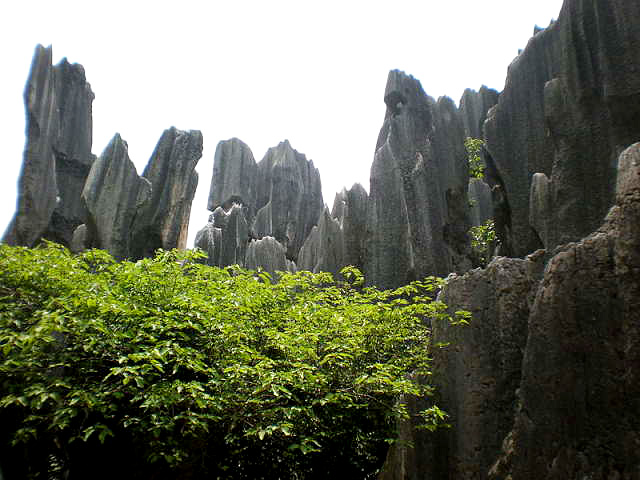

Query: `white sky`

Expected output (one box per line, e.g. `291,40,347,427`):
0,0,563,247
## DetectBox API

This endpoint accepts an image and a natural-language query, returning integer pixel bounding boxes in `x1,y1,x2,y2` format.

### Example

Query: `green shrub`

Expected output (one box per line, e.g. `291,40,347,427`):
465,137,485,179
0,243,468,479
469,219,497,267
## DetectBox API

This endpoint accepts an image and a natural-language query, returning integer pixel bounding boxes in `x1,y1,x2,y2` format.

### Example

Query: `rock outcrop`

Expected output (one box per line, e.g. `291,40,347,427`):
253,140,324,260
195,138,324,272
331,183,368,271
484,0,640,257
459,86,499,140
488,142,640,480
380,142,640,480
3,45,95,248
130,127,202,259
207,138,257,217
365,70,472,289
245,236,296,279
468,177,493,227
79,134,151,260
380,251,545,479
298,207,344,276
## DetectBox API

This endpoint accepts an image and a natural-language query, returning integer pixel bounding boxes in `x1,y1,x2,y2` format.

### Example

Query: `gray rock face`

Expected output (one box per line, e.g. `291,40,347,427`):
3,45,95,248
80,134,151,260
381,143,640,480
253,140,324,261
484,0,640,257
194,205,249,268
488,142,640,480
45,58,95,246
207,138,257,217
130,127,202,258
298,207,344,276
459,86,499,139
365,70,472,289
197,138,324,271
379,252,545,480
245,236,295,279
193,219,222,267
468,178,493,227
332,183,368,271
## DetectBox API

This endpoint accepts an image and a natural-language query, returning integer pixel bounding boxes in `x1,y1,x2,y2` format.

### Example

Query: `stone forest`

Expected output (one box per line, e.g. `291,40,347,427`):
1,0,639,478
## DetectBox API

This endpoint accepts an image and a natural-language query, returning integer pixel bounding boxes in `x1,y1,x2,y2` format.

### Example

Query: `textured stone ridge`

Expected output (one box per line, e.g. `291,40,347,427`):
207,138,257,217
196,138,324,272
488,143,640,479
130,127,202,258
365,70,472,289
459,86,499,139
79,134,152,260
3,45,95,248
484,0,640,257
253,140,324,261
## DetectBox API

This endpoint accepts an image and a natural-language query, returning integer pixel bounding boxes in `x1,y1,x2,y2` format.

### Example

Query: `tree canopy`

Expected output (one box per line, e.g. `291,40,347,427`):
0,243,468,479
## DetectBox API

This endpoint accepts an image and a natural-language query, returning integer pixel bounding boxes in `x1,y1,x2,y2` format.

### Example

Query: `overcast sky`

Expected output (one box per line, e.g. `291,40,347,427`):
0,0,563,246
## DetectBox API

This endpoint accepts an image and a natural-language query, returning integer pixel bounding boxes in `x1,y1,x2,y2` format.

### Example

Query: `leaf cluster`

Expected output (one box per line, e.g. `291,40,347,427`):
469,219,497,267
465,137,486,179
0,243,467,479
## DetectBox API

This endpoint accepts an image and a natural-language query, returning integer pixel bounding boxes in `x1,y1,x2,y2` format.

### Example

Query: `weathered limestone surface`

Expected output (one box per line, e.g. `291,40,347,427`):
459,86,499,139
484,0,640,257
380,143,640,480
488,143,640,480
379,252,545,480
468,178,493,227
197,138,324,271
332,183,368,271
298,207,344,276
253,140,324,261
130,127,202,258
3,45,95,247
207,138,257,217
245,236,296,279
365,70,472,289
193,218,222,267
80,134,151,260
45,58,95,246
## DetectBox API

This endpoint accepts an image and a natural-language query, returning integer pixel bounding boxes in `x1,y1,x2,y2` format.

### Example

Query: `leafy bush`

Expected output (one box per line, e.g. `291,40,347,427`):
0,243,468,479
469,219,497,267
465,137,485,179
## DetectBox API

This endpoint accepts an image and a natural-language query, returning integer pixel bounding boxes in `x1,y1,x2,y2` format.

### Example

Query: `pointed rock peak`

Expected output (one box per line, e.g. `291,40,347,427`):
383,70,427,112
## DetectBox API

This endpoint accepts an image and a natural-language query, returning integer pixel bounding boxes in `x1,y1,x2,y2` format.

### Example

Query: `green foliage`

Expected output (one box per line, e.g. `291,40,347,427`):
0,243,468,479
465,137,485,179
469,219,497,267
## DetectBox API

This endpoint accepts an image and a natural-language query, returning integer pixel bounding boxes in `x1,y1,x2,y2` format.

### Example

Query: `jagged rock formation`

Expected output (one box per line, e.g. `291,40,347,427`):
365,70,472,289
381,251,546,479
487,142,640,479
331,183,368,271
381,142,640,480
484,0,640,257
130,127,202,258
253,140,324,260
75,128,202,261
245,236,296,279
207,137,257,217
297,183,369,277
459,86,499,140
2,45,95,247
298,207,344,276
468,177,493,227
196,138,324,272
78,134,152,260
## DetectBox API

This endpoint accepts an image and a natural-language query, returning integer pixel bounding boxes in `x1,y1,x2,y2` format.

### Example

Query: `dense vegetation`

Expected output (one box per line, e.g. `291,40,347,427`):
0,243,467,479
465,137,485,179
